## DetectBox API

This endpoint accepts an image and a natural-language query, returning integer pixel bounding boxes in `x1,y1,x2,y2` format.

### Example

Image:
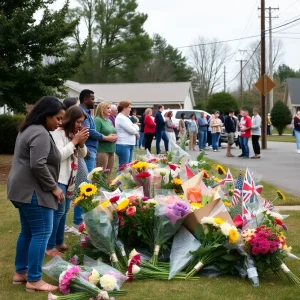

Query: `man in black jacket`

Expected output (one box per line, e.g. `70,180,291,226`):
224,110,237,157
155,105,169,154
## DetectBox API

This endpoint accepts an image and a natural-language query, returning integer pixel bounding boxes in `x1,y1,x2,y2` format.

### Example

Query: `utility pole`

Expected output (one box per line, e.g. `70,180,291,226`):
236,50,247,109
266,7,279,112
224,66,226,92
261,0,267,150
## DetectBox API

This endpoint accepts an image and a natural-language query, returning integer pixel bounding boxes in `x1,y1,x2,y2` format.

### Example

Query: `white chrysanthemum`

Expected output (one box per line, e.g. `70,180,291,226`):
132,265,141,275
87,167,104,180
78,181,88,188
48,293,58,300
59,271,66,283
220,222,232,236
100,274,118,291
200,217,215,226
88,269,100,285
129,249,139,259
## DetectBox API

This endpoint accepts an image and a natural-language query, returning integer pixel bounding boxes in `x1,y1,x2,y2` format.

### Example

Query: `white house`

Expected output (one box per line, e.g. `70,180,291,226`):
284,78,300,115
64,80,195,111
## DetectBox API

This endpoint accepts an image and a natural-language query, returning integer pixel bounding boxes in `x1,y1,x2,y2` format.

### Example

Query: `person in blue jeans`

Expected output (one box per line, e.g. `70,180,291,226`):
115,101,139,168
155,105,169,154
77,89,117,225
209,112,222,152
198,111,208,150
46,106,88,257
7,97,65,292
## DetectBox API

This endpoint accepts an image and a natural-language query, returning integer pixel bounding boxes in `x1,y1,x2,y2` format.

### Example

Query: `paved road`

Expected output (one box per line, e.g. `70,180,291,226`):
187,141,300,196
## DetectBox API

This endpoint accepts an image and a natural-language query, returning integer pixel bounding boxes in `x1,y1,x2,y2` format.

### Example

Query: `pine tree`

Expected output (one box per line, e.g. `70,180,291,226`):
0,0,86,112
270,101,292,135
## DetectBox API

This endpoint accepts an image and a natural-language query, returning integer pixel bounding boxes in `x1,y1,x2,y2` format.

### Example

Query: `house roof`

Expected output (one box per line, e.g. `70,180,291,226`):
65,81,195,106
287,78,300,105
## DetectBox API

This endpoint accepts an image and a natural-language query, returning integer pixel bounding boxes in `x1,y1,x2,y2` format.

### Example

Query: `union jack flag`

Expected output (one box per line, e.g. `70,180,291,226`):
242,169,263,222
242,169,263,204
231,173,243,206
220,169,234,186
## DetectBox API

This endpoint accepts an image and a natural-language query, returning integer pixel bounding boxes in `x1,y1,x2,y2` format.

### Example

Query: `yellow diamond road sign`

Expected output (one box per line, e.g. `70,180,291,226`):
254,74,276,96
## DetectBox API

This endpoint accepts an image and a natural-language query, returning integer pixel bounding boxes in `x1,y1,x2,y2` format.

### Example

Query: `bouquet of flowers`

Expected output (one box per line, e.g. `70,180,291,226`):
117,195,155,251
150,196,190,265
87,167,111,191
185,217,240,279
74,183,98,213
110,172,137,191
242,211,300,284
58,266,124,299
83,203,123,271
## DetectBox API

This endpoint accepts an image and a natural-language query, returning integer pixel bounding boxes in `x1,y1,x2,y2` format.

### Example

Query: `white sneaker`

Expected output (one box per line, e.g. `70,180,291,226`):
65,226,80,236
64,225,70,232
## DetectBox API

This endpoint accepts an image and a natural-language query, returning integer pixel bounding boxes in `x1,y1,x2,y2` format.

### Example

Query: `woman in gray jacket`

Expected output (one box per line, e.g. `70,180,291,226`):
251,108,262,159
7,97,65,292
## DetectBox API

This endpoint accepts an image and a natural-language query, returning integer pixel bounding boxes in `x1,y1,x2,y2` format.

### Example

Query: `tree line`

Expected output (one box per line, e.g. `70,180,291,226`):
0,0,297,113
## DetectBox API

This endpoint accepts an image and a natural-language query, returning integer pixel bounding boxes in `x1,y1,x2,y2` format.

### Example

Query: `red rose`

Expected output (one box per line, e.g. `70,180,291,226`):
168,164,178,171
110,195,120,203
118,214,125,227
274,218,283,226
126,206,137,217
136,172,151,179
148,158,157,163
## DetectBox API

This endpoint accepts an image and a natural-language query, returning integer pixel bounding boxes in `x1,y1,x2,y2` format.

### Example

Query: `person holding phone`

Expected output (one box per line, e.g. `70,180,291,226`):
46,106,88,257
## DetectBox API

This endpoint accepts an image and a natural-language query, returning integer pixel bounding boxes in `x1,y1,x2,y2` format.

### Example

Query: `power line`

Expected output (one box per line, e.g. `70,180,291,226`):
227,42,261,85
265,15,300,31
275,0,300,17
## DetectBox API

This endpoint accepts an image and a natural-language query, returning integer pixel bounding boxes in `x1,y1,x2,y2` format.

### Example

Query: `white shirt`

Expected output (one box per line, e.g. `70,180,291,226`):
115,113,139,145
51,128,87,185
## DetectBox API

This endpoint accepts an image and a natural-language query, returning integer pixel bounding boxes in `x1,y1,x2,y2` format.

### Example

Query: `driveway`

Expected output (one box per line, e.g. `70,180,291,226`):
188,141,300,196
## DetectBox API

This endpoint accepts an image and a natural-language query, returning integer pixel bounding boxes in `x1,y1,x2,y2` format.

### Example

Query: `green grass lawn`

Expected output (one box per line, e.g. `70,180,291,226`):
268,128,295,143
1,183,300,300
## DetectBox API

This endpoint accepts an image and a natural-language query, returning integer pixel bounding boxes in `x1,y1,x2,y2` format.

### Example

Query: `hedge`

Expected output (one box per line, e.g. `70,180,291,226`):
0,114,25,154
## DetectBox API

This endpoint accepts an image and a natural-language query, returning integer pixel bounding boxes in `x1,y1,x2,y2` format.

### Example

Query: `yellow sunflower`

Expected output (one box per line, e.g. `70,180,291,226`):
216,164,226,175
214,217,225,225
276,190,286,201
172,178,182,185
80,183,97,197
74,195,85,206
117,199,129,211
229,228,239,244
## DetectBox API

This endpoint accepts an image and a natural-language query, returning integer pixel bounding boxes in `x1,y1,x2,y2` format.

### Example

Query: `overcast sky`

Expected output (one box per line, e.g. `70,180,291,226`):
49,0,300,90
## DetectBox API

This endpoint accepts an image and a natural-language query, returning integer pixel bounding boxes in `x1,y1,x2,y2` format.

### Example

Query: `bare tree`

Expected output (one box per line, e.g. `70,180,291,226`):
189,36,230,100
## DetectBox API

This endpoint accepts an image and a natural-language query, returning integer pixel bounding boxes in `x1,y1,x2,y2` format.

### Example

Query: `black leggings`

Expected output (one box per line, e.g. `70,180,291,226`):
252,135,260,155
144,133,154,152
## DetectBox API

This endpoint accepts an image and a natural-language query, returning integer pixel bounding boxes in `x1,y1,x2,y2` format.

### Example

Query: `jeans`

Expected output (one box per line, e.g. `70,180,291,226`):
198,130,207,149
211,133,220,150
116,144,134,168
84,149,96,173
267,125,271,135
156,130,169,154
166,131,176,151
47,183,70,249
240,137,250,157
295,130,300,150
139,132,145,148
252,135,261,155
207,131,212,146
13,193,54,282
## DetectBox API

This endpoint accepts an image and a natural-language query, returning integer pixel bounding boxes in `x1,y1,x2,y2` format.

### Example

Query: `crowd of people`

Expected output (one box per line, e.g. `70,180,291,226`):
9,86,298,293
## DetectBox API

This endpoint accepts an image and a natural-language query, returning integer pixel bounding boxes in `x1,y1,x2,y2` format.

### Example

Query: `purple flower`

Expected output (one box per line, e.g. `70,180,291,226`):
172,202,189,217
165,202,189,225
